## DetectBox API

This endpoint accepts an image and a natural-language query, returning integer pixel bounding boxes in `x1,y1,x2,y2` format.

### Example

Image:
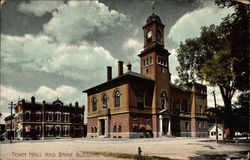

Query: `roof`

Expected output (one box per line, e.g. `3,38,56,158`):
143,13,164,29
170,83,190,92
83,71,154,94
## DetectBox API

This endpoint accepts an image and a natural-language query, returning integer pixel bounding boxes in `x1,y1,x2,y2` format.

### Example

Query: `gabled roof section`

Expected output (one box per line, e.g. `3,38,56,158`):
83,71,154,94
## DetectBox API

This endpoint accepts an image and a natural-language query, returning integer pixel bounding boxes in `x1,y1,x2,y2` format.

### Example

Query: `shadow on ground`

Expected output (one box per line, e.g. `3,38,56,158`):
189,151,249,160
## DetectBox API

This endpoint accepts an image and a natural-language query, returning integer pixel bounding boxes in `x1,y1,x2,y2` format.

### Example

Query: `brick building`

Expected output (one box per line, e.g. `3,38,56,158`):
83,13,208,138
14,97,86,140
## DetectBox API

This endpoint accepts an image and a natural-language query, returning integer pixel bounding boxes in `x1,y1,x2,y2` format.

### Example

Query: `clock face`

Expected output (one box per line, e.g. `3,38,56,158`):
147,31,152,38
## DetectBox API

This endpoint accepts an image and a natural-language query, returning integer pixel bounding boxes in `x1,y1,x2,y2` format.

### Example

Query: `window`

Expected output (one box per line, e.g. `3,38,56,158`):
79,114,83,123
46,112,53,121
199,105,203,114
203,123,206,128
102,94,108,109
92,97,97,112
94,127,97,133
46,125,53,136
35,111,41,121
157,30,163,43
114,90,121,108
55,125,61,136
64,113,70,122
55,112,61,121
35,126,41,136
149,57,153,64
198,122,202,128
63,126,70,136
185,122,190,130
118,126,122,132
91,127,94,133
160,91,167,109
25,111,31,121
137,90,144,109
146,58,149,66
143,59,146,66
113,125,117,132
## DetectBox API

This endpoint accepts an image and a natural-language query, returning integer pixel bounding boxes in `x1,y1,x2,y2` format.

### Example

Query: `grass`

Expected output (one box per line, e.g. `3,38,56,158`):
81,151,177,160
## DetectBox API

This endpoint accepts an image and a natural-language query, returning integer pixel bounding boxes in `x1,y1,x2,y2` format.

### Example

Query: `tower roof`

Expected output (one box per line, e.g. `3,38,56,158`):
147,13,162,23
143,13,164,29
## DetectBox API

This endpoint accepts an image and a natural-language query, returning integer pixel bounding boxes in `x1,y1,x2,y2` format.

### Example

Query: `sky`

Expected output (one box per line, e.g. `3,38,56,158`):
0,0,235,122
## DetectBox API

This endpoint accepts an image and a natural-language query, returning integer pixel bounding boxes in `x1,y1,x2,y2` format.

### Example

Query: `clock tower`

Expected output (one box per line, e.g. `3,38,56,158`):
138,13,171,136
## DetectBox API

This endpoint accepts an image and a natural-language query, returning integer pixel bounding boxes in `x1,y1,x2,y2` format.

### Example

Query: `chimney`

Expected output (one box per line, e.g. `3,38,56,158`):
107,66,112,81
75,101,79,108
31,96,35,104
127,63,132,72
118,61,124,76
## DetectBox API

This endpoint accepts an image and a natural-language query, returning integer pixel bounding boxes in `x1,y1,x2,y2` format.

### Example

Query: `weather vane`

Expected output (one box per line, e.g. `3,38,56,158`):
151,0,155,13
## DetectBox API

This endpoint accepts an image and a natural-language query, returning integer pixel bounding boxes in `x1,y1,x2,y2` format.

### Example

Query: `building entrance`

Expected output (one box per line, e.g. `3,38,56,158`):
100,119,105,136
162,118,169,135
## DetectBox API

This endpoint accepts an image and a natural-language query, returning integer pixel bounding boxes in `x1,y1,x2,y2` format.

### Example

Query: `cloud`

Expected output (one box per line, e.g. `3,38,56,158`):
1,34,117,81
18,1,64,17
43,0,129,44
167,4,234,45
0,84,84,111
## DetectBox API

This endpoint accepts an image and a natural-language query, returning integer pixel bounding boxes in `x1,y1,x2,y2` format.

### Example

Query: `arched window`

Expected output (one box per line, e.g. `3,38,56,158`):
137,89,144,109
114,90,121,108
160,91,168,109
157,30,163,43
113,125,117,132
92,97,97,112
102,94,108,109
118,126,122,132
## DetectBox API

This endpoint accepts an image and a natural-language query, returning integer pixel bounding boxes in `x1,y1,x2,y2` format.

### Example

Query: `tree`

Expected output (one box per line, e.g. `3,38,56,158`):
233,92,249,136
176,0,249,140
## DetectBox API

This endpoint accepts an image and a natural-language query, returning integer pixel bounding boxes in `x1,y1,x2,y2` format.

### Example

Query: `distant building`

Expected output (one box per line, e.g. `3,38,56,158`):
209,124,223,140
14,97,86,140
83,13,208,138
4,114,15,140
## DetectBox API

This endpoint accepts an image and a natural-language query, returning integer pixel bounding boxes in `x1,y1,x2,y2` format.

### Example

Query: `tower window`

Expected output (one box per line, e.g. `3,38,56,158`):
150,57,153,64
114,90,121,108
92,97,97,112
160,91,167,109
157,30,163,43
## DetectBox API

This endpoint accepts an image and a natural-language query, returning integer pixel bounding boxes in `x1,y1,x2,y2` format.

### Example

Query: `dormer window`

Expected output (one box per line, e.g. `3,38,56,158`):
146,30,152,44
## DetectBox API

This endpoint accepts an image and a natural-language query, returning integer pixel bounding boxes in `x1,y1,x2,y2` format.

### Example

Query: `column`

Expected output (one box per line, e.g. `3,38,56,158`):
159,115,163,136
105,117,109,138
167,118,172,136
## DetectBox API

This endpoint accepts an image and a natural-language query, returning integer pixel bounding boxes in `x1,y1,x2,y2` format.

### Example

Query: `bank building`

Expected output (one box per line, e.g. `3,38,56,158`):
83,13,208,138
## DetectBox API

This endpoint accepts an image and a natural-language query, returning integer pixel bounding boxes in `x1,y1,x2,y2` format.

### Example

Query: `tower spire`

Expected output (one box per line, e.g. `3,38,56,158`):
151,0,155,14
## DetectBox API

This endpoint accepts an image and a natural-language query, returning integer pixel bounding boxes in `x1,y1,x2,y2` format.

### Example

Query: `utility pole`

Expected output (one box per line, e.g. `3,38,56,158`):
211,90,218,143
8,102,13,143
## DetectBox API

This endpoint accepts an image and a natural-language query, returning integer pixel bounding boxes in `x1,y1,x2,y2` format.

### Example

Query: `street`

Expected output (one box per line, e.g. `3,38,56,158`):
0,137,249,160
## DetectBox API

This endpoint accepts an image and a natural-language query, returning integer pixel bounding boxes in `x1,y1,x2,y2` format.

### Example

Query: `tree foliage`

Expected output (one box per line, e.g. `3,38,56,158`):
176,0,249,139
